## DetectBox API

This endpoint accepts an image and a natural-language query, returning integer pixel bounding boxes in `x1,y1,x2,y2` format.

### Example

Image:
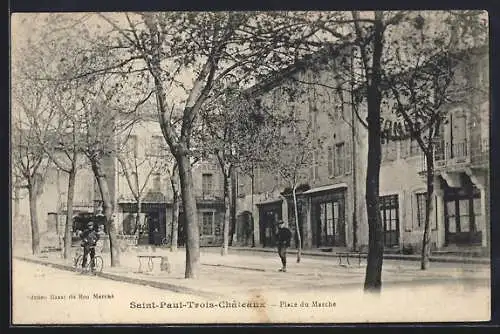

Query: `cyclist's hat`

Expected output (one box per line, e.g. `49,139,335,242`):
87,221,94,227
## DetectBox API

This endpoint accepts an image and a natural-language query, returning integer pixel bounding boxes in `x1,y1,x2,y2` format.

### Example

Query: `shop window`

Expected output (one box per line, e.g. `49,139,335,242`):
380,194,399,247
201,211,215,236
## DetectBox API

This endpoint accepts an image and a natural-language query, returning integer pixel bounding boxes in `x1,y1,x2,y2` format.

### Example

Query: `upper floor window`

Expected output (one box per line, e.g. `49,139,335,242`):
309,149,319,181
400,138,422,159
151,172,161,192
126,135,138,157
450,113,467,158
381,138,397,162
331,141,351,177
149,135,165,157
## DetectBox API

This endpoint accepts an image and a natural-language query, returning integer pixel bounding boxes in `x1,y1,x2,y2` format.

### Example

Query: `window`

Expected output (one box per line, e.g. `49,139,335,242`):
380,194,399,247
152,173,161,192
308,96,318,130
344,141,352,174
327,146,333,176
202,173,213,196
126,135,138,157
409,139,421,157
201,211,215,236
450,113,468,158
382,139,397,161
333,142,346,176
150,135,165,156
310,149,319,180
416,192,427,229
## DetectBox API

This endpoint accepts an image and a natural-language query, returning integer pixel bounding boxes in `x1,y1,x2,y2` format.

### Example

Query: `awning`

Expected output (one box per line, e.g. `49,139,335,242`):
302,183,348,195
256,198,283,206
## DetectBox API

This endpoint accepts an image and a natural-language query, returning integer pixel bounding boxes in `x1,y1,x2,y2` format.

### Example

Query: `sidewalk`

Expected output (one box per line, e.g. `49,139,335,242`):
228,246,491,264
13,245,490,299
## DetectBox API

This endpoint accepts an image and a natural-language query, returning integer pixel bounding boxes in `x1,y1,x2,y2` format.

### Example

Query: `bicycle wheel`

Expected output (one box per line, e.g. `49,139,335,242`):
92,256,104,273
74,255,83,272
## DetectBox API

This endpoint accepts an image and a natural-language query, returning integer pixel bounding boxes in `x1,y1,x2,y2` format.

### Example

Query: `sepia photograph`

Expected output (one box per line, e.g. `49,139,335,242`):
10,10,491,324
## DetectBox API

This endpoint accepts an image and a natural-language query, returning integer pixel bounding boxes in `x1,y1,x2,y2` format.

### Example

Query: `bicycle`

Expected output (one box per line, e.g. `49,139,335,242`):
73,248,104,274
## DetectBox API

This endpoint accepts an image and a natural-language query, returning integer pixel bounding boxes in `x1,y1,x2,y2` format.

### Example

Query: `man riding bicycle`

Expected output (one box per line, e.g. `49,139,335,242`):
80,221,100,271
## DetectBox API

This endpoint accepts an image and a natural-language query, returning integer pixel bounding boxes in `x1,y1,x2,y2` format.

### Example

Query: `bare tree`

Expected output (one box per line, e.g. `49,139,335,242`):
91,12,324,278
11,82,51,256
280,10,487,291
117,127,171,238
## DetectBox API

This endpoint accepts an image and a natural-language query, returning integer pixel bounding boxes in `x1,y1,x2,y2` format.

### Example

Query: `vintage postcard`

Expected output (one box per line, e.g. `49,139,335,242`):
11,11,490,324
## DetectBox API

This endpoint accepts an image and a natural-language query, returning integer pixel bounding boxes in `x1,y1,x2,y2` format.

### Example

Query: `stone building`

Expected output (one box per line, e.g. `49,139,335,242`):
112,113,226,247
235,45,489,254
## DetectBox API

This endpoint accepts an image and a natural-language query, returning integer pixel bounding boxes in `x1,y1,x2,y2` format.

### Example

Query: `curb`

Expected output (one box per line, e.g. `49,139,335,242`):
14,256,222,299
202,263,266,272
228,247,491,265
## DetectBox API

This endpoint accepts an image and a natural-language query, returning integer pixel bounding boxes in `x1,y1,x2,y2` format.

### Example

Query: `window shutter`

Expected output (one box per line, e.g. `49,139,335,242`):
345,141,352,174
327,146,333,176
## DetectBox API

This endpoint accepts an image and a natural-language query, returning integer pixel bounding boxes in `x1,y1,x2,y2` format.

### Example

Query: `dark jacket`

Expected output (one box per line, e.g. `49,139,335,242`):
277,227,292,247
80,228,99,247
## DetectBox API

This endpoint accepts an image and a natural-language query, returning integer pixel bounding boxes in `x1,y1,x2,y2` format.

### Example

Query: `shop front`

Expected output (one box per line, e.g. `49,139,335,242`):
119,201,167,246
442,174,482,246
307,185,347,249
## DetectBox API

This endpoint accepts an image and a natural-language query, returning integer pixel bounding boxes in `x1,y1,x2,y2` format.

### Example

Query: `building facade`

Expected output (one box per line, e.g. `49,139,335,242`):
13,117,228,249
113,115,226,247
235,46,489,254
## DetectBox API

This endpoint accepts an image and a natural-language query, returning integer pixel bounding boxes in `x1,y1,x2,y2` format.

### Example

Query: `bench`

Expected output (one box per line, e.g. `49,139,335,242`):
137,255,169,273
337,251,367,266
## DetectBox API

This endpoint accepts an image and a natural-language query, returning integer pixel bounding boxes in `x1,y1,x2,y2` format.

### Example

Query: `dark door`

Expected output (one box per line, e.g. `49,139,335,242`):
445,198,482,245
444,177,482,246
147,212,161,245
258,202,282,248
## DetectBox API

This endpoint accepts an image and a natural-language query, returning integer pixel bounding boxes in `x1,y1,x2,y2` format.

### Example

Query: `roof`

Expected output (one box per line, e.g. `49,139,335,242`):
242,42,354,99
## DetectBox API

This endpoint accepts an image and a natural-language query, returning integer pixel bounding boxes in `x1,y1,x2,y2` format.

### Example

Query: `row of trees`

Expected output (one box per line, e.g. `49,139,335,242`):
12,11,487,291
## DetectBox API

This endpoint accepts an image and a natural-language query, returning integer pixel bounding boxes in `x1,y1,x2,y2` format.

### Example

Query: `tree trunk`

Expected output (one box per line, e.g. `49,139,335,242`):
177,153,200,278
63,168,77,259
250,166,256,247
170,168,179,252
292,186,302,263
28,181,41,256
363,12,385,293
229,168,237,246
421,151,435,270
221,168,231,256
91,159,120,267
135,198,142,236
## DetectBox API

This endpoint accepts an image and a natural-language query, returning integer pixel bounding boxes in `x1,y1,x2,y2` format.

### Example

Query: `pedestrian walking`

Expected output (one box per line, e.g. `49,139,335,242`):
275,219,292,272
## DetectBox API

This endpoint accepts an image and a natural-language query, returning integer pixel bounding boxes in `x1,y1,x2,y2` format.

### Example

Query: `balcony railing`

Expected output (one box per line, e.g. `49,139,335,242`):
434,140,470,168
471,138,489,166
59,201,94,212
420,137,488,173
195,187,224,201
